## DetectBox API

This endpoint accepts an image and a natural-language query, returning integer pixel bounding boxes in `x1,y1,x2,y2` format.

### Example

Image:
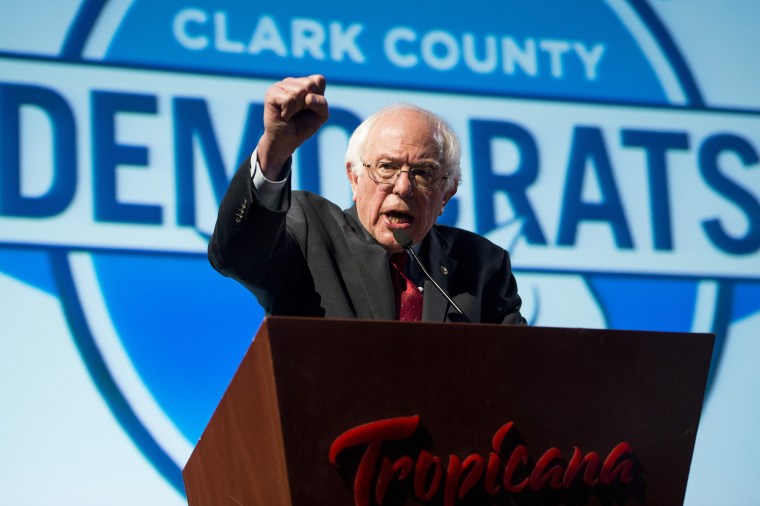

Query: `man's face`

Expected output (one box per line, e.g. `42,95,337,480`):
347,110,457,252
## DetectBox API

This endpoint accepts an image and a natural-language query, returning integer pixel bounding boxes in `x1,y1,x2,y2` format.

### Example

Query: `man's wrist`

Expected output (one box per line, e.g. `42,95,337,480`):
255,136,294,180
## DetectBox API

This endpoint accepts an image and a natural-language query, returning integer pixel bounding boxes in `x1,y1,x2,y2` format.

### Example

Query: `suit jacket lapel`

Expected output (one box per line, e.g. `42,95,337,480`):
341,206,396,320
421,227,458,322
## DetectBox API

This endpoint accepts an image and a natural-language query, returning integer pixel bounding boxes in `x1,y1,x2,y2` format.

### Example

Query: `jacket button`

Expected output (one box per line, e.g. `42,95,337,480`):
440,265,449,275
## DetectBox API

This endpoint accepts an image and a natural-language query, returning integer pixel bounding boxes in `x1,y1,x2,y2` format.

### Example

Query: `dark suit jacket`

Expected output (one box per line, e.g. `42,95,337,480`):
209,162,525,324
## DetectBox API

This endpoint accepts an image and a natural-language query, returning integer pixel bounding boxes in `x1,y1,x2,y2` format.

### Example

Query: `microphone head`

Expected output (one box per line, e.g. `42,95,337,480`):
392,228,414,249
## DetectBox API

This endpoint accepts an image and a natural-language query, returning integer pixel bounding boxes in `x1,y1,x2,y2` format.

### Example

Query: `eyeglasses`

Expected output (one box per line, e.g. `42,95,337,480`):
361,160,449,191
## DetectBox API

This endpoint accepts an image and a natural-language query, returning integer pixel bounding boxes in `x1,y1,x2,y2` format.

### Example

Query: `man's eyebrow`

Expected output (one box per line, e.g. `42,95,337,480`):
373,155,440,166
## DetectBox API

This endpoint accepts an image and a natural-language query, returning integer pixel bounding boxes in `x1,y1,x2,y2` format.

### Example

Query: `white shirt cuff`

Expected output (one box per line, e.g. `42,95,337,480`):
250,150,290,211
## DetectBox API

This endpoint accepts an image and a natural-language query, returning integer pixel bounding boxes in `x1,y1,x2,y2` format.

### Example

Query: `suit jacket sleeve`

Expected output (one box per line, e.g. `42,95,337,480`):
207,159,309,313
489,249,526,325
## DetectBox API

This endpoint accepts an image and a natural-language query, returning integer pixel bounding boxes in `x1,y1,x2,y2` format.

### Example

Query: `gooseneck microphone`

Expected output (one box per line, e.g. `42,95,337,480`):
392,228,472,323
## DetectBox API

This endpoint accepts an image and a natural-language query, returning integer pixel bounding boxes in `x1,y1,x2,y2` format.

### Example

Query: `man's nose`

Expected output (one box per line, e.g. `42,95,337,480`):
392,170,414,197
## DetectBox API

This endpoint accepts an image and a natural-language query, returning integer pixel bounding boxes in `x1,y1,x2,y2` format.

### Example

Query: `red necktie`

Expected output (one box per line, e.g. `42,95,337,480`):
390,253,423,321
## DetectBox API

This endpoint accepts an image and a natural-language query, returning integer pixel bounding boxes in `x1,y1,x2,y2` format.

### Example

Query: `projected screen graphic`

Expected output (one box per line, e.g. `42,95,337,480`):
1,1,758,505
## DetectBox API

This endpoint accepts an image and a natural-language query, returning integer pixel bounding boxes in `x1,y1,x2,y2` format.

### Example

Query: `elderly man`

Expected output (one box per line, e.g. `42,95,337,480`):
209,75,525,324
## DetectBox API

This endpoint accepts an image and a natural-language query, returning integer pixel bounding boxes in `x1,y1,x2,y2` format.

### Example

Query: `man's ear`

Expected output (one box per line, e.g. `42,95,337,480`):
441,180,458,210
346,162,358,201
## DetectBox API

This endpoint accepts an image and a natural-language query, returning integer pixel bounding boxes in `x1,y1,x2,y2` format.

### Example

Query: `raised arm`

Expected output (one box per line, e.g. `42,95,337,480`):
207,75,329,307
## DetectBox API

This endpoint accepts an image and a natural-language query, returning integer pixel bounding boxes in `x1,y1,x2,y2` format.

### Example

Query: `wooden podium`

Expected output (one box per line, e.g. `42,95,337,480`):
183,317,713,505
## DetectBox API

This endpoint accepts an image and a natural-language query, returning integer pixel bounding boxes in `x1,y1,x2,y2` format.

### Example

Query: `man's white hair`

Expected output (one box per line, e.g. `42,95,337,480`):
344,103,461,192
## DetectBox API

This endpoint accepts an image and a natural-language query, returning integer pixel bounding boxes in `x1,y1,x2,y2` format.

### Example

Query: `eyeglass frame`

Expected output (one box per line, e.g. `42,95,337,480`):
359,158,450,191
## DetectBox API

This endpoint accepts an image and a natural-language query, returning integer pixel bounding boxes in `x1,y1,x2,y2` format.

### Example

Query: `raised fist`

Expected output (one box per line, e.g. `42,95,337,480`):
257,74,329,178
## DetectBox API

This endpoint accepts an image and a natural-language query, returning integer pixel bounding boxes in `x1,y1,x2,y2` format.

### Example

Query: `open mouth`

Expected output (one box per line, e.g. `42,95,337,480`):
385,210,414,225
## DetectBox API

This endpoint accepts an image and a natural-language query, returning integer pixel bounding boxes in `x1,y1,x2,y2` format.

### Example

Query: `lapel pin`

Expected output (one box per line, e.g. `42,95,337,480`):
439,265,449,275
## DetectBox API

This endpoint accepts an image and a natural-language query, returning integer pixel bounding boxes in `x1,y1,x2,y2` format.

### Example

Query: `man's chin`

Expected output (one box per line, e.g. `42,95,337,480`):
376,227,414,251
